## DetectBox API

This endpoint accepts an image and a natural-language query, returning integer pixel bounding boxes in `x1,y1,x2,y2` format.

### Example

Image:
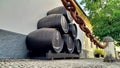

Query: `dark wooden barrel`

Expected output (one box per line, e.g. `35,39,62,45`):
47,6,73,23
26,28,64,53
73,39,82,54
69,24,77,39
62,34,74,53
37,14,69,34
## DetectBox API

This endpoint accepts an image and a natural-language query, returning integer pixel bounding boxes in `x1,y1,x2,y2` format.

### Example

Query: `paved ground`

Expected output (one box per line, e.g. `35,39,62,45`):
0,59,120,68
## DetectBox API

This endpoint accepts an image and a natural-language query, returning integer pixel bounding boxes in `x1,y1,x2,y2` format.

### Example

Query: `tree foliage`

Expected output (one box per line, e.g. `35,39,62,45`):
80,0,120,41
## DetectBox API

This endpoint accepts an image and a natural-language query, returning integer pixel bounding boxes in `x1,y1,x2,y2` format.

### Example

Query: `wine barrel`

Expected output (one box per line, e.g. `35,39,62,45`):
47,6,73,23
62,34,74,53
69,24,77,39
26,28,64,53
73,39,82,54
37,14,69,34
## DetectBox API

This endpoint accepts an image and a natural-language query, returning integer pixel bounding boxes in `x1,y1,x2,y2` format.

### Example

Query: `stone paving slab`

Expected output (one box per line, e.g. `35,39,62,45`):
0,59,120,68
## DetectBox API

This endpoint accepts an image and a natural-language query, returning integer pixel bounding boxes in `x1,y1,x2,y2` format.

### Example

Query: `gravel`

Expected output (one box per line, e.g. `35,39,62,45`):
0,59,120,68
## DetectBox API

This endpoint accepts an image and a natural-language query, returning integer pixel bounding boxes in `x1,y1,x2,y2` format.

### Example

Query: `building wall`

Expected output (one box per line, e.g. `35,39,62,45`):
0,0,62,35
80,34,96,58
0,0,85,43
0,0,95,58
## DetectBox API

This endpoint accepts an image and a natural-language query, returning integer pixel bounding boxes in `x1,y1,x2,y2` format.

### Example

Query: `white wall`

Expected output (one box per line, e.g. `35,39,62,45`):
72,20,84,48
0,0,62,35
0,0,86,56
0,0,85,44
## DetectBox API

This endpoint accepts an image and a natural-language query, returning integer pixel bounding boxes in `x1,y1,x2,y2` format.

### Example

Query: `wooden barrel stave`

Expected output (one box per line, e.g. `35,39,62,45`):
62,34,74,53
37,14,69,34
26,28,64,53
47,6,73,23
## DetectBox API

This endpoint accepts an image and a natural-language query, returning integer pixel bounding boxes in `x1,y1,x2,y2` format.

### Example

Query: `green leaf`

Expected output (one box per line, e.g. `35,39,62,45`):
80,0,120,44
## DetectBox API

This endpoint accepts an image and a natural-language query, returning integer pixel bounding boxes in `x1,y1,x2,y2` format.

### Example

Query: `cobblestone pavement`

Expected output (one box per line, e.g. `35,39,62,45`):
0,59,120,68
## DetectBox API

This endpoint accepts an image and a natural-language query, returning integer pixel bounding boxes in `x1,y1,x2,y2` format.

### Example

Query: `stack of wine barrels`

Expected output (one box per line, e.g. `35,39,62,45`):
26,6,82,56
